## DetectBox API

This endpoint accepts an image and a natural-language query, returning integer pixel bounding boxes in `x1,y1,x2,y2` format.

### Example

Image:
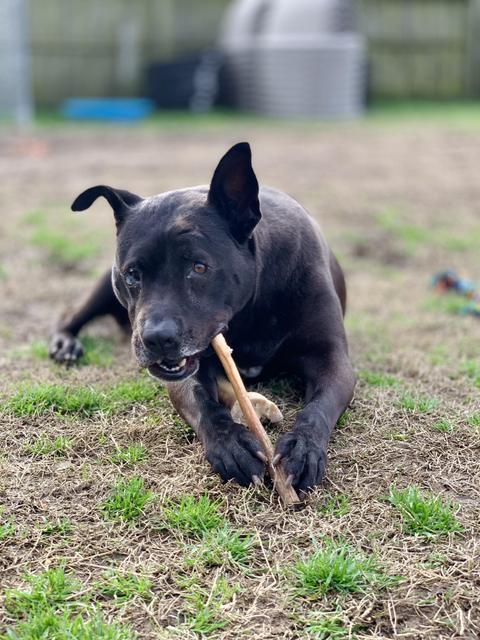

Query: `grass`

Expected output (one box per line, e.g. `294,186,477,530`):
0,519,15,541
41,518,72,537
111,444,147,465
387,486,463,538
462,360,480,387
178,576,237,635
24,434,73,457
468,413,480,429
185,526,254,568
102,477,154,522
293,539,393,597
160,494,226,538
2,566,135,640
360,370,399,387
398,393,439,413
424,294,471,316
317,493,350,517
97,571,153,603
2,377,164,418
4,566,81,616
31,336,114,367
432,420,455,433
24,209,103,267
304,616,353,640
375,208,429,254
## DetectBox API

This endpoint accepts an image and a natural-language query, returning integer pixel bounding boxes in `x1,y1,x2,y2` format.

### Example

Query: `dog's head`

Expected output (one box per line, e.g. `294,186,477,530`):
71,142,261,381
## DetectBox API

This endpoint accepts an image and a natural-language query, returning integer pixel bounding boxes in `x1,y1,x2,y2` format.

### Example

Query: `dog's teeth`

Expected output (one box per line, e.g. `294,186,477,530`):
178,358,187,367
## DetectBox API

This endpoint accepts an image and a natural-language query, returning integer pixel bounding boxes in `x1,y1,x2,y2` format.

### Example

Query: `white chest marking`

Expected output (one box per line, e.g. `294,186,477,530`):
239,366,263,379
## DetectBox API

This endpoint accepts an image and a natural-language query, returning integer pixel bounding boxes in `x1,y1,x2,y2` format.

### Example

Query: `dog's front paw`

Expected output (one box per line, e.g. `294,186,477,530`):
274,428,327,493
49,330,84,364
205,423,266,487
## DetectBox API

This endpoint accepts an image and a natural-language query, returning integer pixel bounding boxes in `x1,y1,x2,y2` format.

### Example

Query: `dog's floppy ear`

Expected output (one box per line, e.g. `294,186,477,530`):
208,142,261,243
71,185,142,225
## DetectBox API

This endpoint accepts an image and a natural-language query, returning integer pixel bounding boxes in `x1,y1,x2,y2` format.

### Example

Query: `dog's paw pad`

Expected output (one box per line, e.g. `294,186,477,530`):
231,392,283,425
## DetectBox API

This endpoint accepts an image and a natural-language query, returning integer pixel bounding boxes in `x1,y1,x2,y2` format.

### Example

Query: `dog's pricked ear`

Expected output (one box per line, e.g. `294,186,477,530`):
208,142,261,243
71,185,142,225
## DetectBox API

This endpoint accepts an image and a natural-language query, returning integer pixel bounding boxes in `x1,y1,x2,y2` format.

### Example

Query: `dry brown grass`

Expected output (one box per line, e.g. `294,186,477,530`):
0,116,479,639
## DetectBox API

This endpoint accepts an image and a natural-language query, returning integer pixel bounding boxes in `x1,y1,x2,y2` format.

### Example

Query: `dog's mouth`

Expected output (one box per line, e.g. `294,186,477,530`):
147,355,199,382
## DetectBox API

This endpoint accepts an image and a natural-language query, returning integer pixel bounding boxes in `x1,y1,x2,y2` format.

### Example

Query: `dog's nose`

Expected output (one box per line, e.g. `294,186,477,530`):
142,319,180,354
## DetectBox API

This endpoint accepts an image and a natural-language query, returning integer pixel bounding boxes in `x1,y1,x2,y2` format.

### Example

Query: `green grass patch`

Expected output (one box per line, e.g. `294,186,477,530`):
97,570,153,604
317,493,350,517
2,610,135,639
5,566,81,617
185,525,254,568
293,539,394,597
424,294,471,316
161,494,226,538
462,360,480,387
102,477,153,522
3,565,134,639
24,434,73,457
0,518,15,541
337,410,352,428
468,413,480,429
432,420,455,434
360,370,399,387
41,517,72,537
304,616,353,640
3,377,164,418
24,209,103,268
366,100,480,127
387,486,463,538
435,229,480,252
111,444,147,465
429,344,451,366
375,208,430,254
398,393,438,413
177,575,237,635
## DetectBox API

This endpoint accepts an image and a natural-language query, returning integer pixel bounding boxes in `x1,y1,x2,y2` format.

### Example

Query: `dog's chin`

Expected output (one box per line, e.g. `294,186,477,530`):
146,355,199,382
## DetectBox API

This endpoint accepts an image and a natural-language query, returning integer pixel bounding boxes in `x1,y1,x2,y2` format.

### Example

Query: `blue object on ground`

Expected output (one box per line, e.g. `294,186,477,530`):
60,98,155,121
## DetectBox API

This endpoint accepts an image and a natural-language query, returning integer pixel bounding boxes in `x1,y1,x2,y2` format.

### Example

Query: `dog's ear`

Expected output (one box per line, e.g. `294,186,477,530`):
71,185,142,225
208,142,261,242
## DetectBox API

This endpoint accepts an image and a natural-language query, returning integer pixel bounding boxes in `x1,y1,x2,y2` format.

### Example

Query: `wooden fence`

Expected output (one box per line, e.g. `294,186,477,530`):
358,0,480,98
24,0,480,106
28,0,230,107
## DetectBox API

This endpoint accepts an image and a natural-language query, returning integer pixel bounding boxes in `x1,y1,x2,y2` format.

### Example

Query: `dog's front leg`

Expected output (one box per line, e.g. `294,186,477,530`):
274,346,356,493
165,376,266,486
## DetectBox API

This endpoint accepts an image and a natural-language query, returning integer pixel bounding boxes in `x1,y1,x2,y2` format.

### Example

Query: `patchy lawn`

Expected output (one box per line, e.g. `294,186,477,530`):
0,110,479,639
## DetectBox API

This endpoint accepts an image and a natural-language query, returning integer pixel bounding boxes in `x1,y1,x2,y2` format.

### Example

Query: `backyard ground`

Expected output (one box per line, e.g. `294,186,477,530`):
0,108,479,639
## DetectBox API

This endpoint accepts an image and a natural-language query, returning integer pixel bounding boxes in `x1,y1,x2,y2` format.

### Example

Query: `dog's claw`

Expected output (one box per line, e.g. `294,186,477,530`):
272,453,281,466
252,474,262,486
49,330,84,365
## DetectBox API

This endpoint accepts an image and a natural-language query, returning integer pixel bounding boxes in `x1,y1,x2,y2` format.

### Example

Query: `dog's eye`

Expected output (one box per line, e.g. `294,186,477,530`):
125,268,141,287
193,261,207,275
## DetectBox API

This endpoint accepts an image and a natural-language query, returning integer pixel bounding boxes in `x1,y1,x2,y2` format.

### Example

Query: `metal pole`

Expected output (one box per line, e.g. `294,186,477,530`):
0,0,34,127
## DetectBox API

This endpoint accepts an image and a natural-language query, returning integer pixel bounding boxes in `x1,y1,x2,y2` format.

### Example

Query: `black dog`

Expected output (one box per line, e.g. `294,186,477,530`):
50,143,355,492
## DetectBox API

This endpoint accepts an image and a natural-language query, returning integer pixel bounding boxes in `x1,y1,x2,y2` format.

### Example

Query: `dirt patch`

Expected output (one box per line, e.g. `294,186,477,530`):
0,119,479,639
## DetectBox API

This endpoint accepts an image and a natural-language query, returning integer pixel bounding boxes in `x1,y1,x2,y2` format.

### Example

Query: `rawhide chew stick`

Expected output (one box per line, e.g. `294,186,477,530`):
212,334,300,507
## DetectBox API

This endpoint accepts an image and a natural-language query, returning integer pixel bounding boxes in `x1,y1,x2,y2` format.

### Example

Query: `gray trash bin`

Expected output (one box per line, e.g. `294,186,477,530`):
220,0,365,119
